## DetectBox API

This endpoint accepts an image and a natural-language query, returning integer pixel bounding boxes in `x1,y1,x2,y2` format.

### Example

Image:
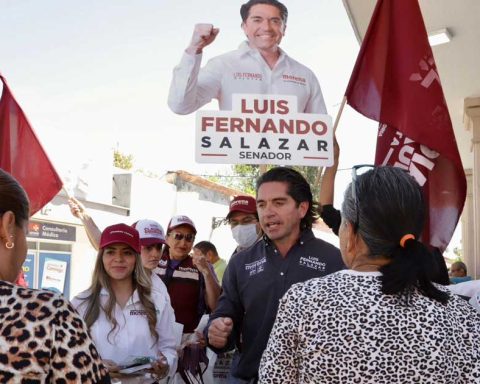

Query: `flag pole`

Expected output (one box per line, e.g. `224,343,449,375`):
61,185,72,199
333,95,347,133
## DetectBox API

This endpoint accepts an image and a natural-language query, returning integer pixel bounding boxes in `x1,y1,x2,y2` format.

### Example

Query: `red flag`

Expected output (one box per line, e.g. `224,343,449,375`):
345,0,466,252
0,75,62,216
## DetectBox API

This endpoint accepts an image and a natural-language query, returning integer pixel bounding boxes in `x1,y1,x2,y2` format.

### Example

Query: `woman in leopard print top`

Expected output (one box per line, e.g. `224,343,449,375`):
260,166,480,383
0,169,110,383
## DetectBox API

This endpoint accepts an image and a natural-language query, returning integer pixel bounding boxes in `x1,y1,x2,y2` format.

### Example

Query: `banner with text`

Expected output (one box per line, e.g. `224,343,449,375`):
196,94,333,166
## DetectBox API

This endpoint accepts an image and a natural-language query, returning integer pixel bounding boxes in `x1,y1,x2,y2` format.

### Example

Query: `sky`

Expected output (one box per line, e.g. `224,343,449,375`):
0,0,462,254
0,0,378,193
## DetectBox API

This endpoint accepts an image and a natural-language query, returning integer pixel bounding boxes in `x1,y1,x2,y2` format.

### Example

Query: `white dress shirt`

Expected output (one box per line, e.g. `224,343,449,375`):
71,287,177,377
168,41,327,115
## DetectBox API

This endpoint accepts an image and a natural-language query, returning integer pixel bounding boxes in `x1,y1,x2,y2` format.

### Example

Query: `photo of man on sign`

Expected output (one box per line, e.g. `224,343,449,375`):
168,0,333,166
167,0,327,115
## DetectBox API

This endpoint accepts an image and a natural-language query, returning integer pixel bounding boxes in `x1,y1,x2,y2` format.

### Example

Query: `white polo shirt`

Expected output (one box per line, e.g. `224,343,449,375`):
168,41,327,115
71,287,177,376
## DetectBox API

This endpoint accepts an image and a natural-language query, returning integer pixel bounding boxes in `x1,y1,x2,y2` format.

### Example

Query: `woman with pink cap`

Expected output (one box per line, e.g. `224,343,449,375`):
68,199,171,300
71,223,177,382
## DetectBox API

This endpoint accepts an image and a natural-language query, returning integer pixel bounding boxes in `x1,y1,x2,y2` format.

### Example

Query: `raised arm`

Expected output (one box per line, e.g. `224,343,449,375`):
185,23,219,55
319,136,339,206
68,196,101,250
192,252,221,311
319,137,341,235
167,24,221,115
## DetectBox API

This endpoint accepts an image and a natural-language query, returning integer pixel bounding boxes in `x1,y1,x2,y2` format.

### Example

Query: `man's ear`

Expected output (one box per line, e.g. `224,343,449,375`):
298,201,309,219
0,211,15,243
241,22,247,35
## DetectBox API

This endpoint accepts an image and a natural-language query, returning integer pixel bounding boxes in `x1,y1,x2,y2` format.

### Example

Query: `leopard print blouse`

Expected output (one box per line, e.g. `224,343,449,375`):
259,270,480,383
0,281,110,383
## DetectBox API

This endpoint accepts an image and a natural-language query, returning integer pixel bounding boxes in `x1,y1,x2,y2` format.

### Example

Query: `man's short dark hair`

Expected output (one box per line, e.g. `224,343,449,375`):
256,167,318,230
194,241,219,257
451,261,467,275
240,0,288,24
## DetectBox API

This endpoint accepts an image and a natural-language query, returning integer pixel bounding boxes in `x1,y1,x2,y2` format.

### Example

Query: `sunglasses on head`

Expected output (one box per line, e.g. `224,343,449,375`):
168,232,195,242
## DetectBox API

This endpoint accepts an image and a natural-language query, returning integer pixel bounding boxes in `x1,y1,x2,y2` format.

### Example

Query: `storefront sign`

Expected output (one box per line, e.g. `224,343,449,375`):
28,221,76,242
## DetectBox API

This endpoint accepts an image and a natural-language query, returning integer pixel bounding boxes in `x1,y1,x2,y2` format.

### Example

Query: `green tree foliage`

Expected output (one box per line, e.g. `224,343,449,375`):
208,164,323,198
113,150,134,170
453,246,463,260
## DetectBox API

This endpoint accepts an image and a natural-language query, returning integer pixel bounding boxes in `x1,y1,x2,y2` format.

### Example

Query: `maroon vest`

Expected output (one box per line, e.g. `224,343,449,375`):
156,254,204,333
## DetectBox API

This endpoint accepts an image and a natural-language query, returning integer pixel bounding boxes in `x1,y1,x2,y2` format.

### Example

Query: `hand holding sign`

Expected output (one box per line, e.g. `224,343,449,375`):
186,23,220,55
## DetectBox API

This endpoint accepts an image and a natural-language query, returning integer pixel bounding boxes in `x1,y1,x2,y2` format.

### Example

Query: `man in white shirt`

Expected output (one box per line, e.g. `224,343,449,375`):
168,0,327,115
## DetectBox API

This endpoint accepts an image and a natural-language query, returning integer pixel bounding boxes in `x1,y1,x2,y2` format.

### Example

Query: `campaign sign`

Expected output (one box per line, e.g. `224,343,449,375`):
196,94,333,166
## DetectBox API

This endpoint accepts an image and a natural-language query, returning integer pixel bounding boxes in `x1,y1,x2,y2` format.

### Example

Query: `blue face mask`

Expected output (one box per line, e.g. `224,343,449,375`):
232,223,259,248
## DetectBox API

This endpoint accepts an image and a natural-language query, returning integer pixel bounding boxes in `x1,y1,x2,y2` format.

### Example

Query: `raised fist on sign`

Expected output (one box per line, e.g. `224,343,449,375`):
186,23,220,55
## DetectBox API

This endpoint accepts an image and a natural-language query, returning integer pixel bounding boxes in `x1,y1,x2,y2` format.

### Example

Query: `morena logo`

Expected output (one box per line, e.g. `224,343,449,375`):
282,74,306,84
109,230,134,237
144,227,163,235
231,200,249,208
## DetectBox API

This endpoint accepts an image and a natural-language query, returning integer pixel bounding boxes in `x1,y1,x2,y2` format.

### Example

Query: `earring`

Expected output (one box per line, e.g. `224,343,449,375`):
5,241,14,249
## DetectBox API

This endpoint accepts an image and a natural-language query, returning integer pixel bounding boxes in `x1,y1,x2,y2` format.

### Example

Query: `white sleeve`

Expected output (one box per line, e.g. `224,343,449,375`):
167,52,222,115
304,70,327,114
154,294,178,376
70,294,87,318
447,280,480,297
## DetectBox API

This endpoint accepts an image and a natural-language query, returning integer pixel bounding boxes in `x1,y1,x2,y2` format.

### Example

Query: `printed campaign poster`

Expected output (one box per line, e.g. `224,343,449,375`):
196,94,333,166
22,252,36,288
40,257,67,294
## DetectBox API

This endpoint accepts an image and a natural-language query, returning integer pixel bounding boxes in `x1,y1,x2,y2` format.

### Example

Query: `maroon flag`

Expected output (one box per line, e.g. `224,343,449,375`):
0,75,62,215
345,0,466,252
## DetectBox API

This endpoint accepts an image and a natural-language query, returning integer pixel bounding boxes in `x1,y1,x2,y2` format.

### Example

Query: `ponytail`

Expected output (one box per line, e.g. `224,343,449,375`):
380,237,449,305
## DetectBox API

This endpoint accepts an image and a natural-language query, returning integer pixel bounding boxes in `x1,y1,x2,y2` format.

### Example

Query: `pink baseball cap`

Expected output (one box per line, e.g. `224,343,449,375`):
132,219,166,246
100,223,140,253
168,215,197,234
226,195,257,219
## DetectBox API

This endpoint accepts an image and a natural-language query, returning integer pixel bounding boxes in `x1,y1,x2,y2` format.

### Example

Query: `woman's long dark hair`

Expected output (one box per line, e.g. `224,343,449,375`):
0,169,29,226
341,166,449,304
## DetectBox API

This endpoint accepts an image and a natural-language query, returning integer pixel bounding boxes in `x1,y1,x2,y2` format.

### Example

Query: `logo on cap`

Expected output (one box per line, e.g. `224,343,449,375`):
100,223,140,253
231,199,250,208
168,215,197,234
144,227,163,235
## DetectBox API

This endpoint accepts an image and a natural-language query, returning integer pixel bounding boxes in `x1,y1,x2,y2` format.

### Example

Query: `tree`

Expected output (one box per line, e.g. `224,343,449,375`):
113,149,134,170
208,164,323,198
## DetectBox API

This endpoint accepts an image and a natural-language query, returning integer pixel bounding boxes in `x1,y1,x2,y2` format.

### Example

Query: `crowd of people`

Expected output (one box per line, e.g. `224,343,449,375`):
2,158,479,383
1,0,479,383
2,154,479,384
